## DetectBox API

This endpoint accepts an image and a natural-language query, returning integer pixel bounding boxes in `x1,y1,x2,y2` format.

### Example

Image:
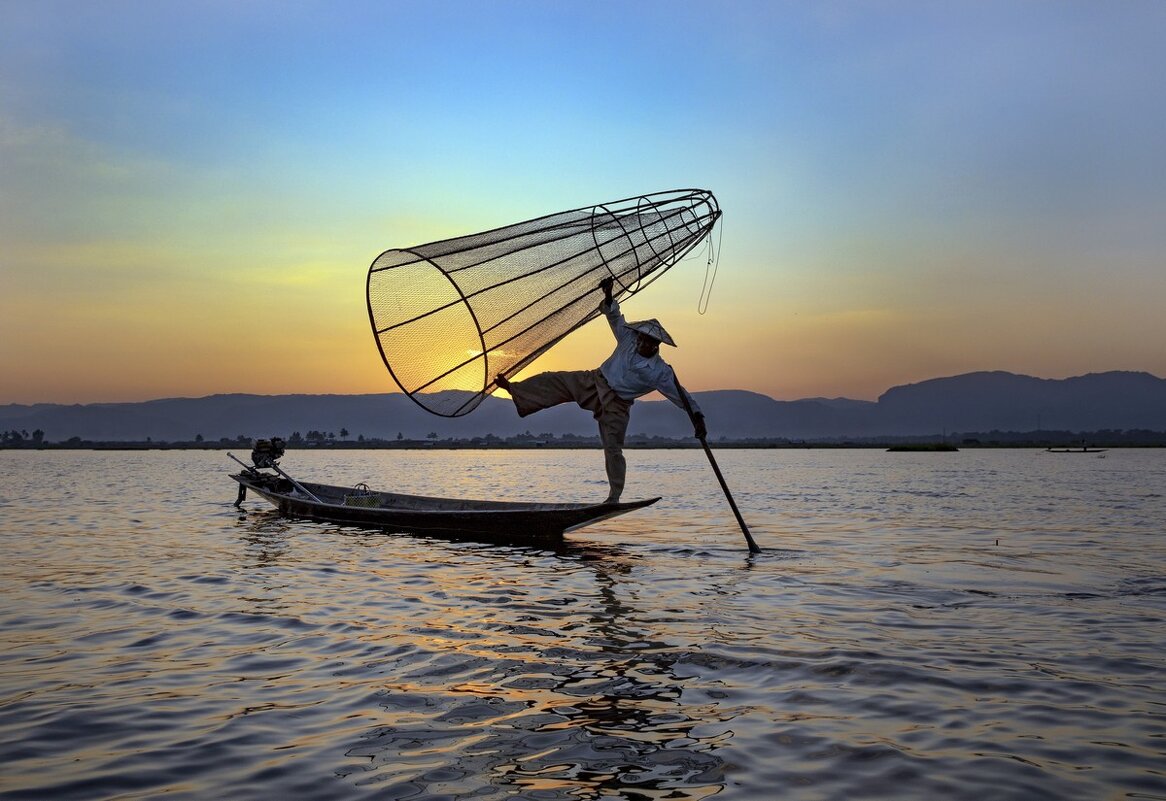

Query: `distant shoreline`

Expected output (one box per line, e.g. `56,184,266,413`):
5,372,1166,446
3,437,1164,451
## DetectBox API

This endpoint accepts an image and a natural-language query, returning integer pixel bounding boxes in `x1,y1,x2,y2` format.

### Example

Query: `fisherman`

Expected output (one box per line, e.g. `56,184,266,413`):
495,277,706,503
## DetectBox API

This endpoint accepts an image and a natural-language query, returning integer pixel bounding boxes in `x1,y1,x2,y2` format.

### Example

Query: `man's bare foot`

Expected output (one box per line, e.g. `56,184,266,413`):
495,374,511,391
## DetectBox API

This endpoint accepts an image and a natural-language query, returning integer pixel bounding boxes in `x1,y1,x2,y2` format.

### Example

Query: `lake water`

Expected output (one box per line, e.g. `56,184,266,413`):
1,448,1163,800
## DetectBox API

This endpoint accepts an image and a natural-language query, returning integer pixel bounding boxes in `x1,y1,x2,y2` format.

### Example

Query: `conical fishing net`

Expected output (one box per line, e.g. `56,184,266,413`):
366,188,721,417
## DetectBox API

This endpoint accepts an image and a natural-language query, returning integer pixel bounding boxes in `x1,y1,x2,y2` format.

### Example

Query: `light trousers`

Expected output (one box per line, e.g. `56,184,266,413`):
508,369,633,502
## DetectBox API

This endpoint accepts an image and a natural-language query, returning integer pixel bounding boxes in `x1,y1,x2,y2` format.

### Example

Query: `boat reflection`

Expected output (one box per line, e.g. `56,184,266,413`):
343,548,732,799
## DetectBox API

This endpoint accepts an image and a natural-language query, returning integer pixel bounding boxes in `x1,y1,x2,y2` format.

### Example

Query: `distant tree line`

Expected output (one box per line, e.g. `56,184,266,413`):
5,427,1166,449
285,429,350,444
2,429,45,446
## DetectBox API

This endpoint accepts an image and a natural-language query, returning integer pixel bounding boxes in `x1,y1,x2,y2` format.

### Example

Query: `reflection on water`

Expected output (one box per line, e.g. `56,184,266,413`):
0,449,1164,800
341,551,728,800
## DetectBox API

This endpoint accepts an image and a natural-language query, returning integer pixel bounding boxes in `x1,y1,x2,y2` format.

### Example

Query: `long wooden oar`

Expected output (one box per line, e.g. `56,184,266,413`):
673,377,761,553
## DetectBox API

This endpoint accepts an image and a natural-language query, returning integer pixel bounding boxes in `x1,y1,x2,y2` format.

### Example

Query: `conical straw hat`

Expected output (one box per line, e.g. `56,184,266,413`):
627,318,676,347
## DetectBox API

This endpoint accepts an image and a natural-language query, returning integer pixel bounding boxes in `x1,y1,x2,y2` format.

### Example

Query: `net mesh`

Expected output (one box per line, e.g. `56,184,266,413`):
366,188,721,417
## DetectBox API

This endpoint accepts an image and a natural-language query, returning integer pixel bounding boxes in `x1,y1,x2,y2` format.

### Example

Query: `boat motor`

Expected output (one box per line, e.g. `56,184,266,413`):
250,437,286,468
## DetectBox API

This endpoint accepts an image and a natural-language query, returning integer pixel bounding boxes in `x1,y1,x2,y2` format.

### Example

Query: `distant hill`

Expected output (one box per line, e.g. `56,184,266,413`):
2,371,1164,443
876,371,1166,433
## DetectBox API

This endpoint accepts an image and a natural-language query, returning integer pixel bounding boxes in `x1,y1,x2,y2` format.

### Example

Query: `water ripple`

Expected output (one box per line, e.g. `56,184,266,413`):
0,449,1163,799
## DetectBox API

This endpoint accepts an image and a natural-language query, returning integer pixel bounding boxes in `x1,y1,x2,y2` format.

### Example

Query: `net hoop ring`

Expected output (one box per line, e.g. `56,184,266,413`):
589,202,645,295
635,194,671,269
366,248,489,417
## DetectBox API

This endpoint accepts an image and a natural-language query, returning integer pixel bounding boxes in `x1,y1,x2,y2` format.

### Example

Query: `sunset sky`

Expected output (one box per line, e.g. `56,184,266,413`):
3,1,1165,406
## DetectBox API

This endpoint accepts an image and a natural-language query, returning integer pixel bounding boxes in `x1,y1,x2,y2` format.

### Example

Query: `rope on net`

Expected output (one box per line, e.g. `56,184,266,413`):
366,188,721,417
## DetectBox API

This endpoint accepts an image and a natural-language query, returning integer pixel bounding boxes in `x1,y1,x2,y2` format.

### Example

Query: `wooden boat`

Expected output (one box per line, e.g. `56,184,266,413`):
230,466,659,544
886,444,959,452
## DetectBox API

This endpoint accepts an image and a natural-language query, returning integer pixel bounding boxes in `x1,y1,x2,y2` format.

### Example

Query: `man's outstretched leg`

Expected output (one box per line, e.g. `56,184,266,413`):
497,370,629,503
497,371,597,418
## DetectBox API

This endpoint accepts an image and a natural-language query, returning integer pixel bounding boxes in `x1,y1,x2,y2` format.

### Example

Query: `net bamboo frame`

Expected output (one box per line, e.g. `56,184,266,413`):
366,188,721,417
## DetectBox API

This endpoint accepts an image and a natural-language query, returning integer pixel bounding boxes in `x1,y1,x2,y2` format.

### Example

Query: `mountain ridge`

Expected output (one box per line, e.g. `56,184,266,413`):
2,371,1164,443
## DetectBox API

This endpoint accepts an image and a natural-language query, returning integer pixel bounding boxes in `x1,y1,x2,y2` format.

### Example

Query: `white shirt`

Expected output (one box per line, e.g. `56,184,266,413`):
598,298,701,414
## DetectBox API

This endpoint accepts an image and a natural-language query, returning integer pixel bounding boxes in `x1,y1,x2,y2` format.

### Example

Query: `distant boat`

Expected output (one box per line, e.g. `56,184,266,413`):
886,444,959,452
1045,446,1107,453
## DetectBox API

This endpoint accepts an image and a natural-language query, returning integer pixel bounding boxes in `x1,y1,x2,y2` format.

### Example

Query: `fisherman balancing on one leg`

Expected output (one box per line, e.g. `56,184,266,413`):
496,277,706,504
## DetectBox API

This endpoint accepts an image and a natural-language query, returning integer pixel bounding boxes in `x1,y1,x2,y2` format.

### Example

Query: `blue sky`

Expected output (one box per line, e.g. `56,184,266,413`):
3,0,1165,404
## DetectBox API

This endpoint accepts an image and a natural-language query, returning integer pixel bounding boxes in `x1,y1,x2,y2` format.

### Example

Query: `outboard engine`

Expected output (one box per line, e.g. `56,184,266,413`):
250,437,286,469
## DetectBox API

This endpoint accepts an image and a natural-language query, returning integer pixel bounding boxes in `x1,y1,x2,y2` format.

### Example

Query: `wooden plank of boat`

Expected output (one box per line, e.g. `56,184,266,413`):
231,470,659,544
